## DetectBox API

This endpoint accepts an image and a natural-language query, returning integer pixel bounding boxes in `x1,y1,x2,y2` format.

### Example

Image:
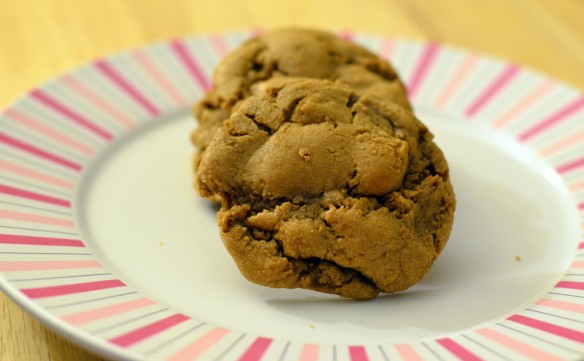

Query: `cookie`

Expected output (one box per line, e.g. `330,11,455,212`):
192,28,411,170
197,78,455,299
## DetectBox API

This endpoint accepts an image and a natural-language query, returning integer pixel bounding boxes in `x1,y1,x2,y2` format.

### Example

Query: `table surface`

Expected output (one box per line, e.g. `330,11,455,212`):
1,0,584,360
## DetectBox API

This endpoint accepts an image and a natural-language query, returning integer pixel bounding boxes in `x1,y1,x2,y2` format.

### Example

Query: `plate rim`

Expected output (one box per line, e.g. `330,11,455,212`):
1,30,583,361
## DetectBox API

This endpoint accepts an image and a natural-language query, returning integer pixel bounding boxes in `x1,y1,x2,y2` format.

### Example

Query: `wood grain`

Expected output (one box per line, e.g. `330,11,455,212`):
1,0,583,360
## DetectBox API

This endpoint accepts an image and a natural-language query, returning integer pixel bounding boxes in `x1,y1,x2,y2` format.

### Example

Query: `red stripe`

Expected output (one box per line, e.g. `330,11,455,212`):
0,132,82,171
518,95,584,142
109,313,190,348
556,156,584,175
169,40,211,91
0,234,83,247
95,60,160,117
0,184,71,208
348,346,369,361
465,65,520,118
408,43,440,99
436,338,483,361
508,314,584,343
556,281,584,290
30,90,113,141
21,279,125,299
238,337,273,361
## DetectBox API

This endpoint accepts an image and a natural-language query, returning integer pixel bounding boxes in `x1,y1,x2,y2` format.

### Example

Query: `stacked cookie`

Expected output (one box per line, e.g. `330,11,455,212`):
193,28,455,299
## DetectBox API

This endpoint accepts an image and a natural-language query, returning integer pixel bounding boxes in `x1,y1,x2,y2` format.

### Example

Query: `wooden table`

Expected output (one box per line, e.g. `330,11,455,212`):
1,0,583,360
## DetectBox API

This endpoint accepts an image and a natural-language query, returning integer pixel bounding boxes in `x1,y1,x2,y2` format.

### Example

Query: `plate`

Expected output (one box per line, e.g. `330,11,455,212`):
1,30,584,361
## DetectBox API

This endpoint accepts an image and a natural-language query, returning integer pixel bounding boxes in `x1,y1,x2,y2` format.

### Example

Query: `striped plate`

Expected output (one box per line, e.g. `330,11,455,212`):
1,31,584,361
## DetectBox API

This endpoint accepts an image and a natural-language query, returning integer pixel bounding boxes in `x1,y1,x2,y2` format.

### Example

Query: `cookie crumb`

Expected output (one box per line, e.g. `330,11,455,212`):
299,148,310,161
159,241,165,246
310,324,315,329
515,255,521,262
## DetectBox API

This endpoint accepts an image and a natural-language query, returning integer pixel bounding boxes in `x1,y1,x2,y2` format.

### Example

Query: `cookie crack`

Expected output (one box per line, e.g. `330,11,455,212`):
320,213,339,239
364,61,398,82
292,257,380,292
282,96,304,121
245,113,274,135
346,93,359,110
243,218,379,292
393,244,408,287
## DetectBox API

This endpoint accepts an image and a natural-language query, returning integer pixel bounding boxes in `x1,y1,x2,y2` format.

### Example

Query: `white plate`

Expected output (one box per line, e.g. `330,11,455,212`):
1,31,584,361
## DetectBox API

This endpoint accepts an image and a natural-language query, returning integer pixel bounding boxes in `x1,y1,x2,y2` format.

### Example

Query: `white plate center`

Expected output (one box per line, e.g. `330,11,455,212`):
78,108,578,344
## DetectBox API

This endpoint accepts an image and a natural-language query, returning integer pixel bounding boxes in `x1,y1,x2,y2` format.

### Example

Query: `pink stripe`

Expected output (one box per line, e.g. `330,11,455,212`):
21,279,125,299
0,184,71,208
556,281,584,291
0,234,83,247
540,127,584,157
109,313,190,348
518,95,584,142
30,90,113,141
132,50,187,107
476,328,563,361
62,298,155,325
250,28,263,37
492,80,555,129
60,74,134,129
167,327,230,361
569,181,584,192
298,344,319,361
4,108,96,156
434,55,478,108
0,209,74,228
579,242,584,250
408,43,440,99
379,38,396,60
465,65,520,118
339,30,355,42
395,344,422,361
0,260,101,271
95,60,161,117
0,132,82,171
508,314,584,343
0,159,73,189
536,299,584,314
579,202,584,211
348,346,369,361
555,156,584,175
169,40,211,91
238,337,273,361
571,261,584,269
436,338,482,361
210,35,230,58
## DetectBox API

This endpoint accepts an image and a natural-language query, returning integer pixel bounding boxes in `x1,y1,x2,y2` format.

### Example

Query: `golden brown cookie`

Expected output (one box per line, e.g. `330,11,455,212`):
197,79,455,299
192,28,411,169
